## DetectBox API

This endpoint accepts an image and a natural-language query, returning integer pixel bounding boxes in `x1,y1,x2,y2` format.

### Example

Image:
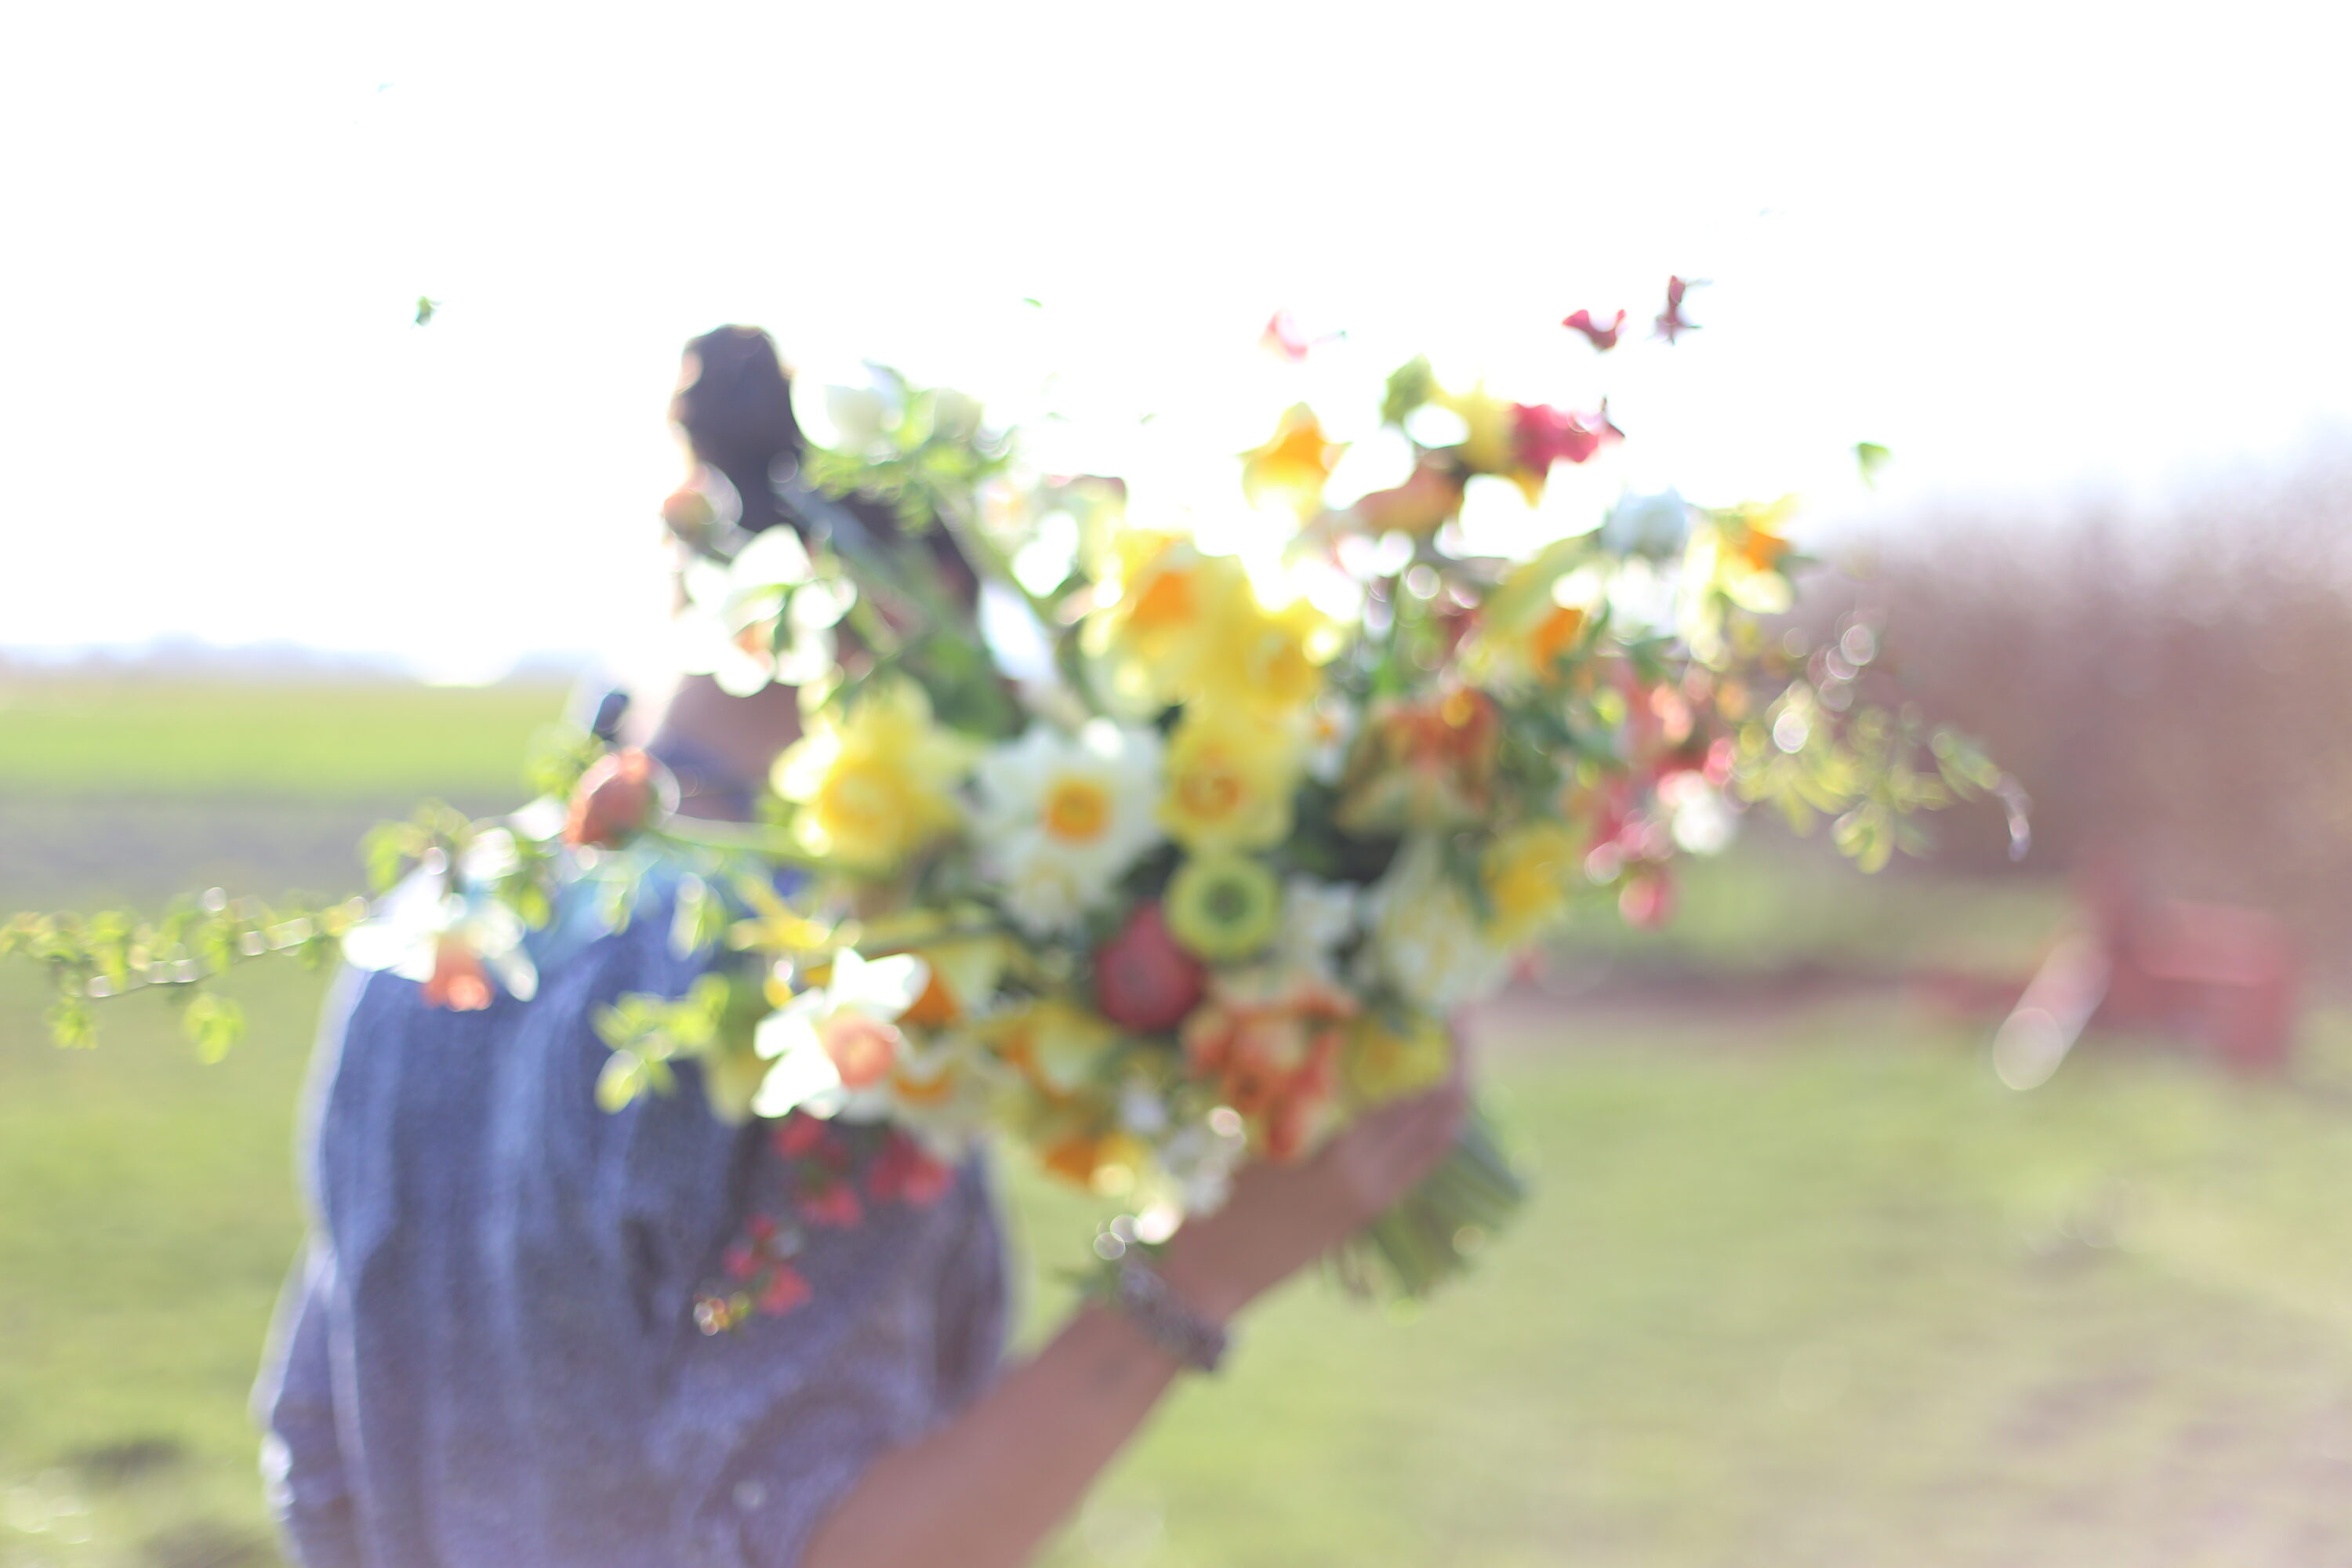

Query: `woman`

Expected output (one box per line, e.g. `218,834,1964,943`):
253,327,1468,1568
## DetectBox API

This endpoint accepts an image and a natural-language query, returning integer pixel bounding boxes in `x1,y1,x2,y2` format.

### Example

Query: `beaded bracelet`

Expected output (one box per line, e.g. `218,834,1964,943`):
1109,1258,1229,1374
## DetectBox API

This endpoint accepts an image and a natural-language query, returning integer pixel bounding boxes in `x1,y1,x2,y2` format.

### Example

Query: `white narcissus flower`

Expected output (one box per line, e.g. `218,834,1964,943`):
1359,835,1510,1014
971,720,1167,935
677,530,851,698
872,1031,1011,1158
342,836,539,1010
1275,876,1359,979
751,949,931,1120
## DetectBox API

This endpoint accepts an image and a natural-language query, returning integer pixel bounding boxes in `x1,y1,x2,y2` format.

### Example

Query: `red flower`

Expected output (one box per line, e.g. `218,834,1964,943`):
769,1115,833,1161
1562,308,1626,350
722,1243,760,1280
1654,275,1705,344
1512,402,1624,470
757,1265,812,1316
869,1133,955,1207
1093,903,1208,1033
564,749,660,848
799,1178,865,1229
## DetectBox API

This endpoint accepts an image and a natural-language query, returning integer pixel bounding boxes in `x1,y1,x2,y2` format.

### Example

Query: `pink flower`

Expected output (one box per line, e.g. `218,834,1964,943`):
1619,868,1677,929
1258,309,1341,363
1654,275,1705,344
1093,902,1208,1033
1562,308,1626,350
1512,402,1624,470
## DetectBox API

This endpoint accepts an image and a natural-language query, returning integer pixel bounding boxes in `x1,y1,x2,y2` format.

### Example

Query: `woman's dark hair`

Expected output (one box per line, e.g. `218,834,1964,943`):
671,325,804,534
670,324,979,606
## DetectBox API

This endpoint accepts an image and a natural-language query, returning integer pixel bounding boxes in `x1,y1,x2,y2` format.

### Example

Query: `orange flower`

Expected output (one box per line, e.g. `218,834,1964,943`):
1334,687,1502,833
564,749,662,848
1240,405,1347,517
1352,458,1465,535
423,937,495,1011
1181,973,1359,1161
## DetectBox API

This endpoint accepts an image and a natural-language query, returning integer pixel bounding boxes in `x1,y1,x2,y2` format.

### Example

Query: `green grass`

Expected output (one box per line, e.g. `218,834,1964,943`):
15,959,2352,1566
0,677,568,800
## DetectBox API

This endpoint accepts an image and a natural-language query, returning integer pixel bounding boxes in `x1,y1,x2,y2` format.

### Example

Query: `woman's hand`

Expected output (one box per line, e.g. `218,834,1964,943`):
800,1044,1472,1568
1157,1053,1471,1324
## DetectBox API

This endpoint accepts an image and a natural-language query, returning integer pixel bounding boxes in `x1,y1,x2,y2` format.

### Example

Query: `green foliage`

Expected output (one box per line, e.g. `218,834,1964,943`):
1379,355,1436,428
180,993,244,1065
804,367,1011,531
522,722,607,804
591,972,735,1111
1,895,365,1055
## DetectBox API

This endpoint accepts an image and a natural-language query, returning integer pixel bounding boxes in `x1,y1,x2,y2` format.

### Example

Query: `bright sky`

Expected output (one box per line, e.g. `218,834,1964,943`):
3,0,2347,681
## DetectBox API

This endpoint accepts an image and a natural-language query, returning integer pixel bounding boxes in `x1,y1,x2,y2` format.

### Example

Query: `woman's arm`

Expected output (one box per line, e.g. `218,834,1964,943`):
798,1070,1469,1568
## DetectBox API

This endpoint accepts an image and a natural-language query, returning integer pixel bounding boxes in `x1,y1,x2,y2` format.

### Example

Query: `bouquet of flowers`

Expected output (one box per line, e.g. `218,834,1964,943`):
5,289,2019,1329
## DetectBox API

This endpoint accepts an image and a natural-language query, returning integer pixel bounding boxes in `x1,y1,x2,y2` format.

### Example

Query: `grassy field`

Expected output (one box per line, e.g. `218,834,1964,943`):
9,676,2352,1566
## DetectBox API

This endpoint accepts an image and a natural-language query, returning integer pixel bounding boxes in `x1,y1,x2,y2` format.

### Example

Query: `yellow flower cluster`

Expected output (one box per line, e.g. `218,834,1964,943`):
1086,533,1342,723
771,681,977,873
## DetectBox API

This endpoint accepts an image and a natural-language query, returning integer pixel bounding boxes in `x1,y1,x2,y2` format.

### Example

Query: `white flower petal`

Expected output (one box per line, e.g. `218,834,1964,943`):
753,1009,821,1061
751,1046,845,1119
460,828,521,883
486,945,539,1003
846,953,931,1016
340,920,416,974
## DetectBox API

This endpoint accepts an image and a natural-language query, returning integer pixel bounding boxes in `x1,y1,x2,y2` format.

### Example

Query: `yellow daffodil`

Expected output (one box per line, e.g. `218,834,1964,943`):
1181,590,1345,717
730,877,837,964
1715,494,1801,572
771,681,977,873
1345,1009,1454,1105
1473,539,1598,685
1240,405,1347,518
1159,706,1303,852
1085,532,1250,711
1042,1127,1152,1192
898,932,1015,1029
1480,822,1583,946
1692,495,1802,616
1436,383,1516,477
982,996,1123,1098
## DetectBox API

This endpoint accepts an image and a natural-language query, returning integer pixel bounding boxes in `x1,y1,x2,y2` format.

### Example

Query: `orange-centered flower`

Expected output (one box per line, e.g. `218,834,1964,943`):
1043,778,1112,843
818,1011,901,1090
1240,405,1347,518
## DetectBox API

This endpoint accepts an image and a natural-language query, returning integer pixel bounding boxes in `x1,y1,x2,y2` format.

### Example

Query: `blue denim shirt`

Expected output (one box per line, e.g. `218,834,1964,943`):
252,890,1007,1568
